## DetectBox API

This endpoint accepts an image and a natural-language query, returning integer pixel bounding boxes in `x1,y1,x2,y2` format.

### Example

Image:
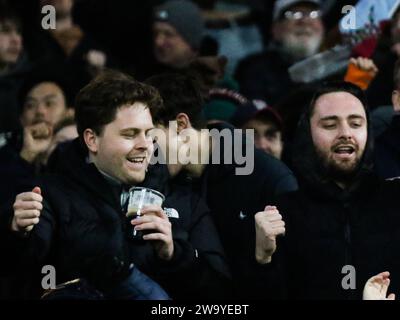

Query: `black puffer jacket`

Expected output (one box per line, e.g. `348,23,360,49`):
266,103,400,299
1,139,230,298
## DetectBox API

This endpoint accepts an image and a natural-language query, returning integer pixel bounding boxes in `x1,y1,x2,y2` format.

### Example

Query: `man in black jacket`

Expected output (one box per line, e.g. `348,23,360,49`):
255,81,400,299
146,72,298,299
3,72,230,299
4,73,170,299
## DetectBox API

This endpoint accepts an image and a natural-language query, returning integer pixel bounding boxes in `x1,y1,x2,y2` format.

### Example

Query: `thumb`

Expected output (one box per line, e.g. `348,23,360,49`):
32,186,41,195
387,293,396,300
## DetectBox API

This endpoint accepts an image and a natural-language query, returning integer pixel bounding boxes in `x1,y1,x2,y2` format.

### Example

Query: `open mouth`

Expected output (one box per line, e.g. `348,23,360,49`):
127,156,146,164
333,145,356,155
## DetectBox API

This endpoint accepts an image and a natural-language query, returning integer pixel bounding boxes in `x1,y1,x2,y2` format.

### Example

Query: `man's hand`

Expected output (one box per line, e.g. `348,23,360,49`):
131,205,174,261
20,122,53,163
349,57,378,76
11,187,43,233
363,272,396,300
254,205,285,264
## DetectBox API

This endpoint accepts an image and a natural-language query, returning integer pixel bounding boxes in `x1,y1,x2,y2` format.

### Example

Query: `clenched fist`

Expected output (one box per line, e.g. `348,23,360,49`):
363,272,395,300
20,122,53,163
255,205,285,264
349,57,378,76
11,187,43,233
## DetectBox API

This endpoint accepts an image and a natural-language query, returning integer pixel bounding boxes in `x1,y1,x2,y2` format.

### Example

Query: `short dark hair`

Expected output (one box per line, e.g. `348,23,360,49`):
394,58,400,89
145,72,206,130
75,71,163,144
18,70,75,112
307,81,368,118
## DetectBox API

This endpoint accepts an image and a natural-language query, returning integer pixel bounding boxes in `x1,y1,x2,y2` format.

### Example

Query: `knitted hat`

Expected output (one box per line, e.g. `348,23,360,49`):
154,0,205,49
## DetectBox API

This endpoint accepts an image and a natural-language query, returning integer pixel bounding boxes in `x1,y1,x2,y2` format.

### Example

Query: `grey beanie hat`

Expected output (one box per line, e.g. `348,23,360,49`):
155,0,205,50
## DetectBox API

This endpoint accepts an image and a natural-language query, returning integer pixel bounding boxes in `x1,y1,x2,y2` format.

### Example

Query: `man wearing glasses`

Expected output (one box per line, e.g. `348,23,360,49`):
235,0,324,106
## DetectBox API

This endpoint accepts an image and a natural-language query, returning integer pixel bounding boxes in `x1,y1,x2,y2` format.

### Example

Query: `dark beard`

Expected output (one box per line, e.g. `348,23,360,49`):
325,160,358,184
316,150,360,185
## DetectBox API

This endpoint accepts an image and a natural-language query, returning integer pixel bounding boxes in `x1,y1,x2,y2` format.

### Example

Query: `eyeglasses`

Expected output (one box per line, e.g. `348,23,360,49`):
283,10,322,21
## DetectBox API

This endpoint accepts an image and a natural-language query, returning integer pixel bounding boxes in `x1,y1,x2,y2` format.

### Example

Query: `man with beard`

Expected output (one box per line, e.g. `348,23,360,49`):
254,81,400,299
235,0,324,106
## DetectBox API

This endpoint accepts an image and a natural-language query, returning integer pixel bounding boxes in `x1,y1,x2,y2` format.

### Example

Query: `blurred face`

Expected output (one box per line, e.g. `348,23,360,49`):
90,103,155,185
153,21,196,68
310,92,368,181
153,122,189,177
0,20,22,66
244,119,283,159
273,4,324,60
153,121,206,177
21,82,68,127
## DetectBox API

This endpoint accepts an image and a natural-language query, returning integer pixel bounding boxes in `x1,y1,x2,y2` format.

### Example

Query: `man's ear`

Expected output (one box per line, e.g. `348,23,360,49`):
83,128,99,153
392,90,400,112
176,113,192,133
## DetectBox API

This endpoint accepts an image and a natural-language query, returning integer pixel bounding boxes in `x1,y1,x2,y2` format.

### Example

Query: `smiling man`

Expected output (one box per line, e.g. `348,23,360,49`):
310,90,368,188
2,73,176,299
254,81,400,299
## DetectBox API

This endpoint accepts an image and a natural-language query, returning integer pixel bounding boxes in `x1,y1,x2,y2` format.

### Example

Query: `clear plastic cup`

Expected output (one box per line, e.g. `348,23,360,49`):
126,187,165,240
